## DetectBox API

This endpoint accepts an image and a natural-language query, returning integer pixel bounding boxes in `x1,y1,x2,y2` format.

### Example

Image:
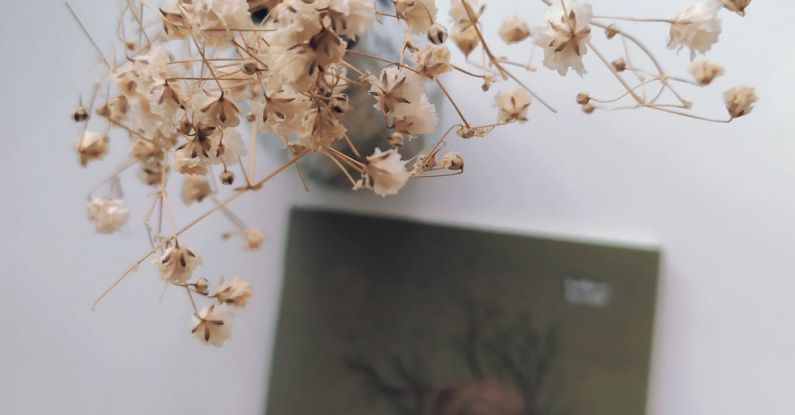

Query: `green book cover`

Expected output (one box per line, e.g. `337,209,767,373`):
267,208,659,415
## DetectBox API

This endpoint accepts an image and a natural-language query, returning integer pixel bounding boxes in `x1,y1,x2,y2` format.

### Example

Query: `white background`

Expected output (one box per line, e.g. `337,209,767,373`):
2,0,794,414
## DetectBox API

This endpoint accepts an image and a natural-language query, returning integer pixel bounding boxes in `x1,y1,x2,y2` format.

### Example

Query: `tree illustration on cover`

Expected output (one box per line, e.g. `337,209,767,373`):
345,303,564,415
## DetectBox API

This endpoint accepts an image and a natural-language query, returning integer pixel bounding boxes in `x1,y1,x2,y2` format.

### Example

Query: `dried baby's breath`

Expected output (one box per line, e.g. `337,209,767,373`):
69,0,757,347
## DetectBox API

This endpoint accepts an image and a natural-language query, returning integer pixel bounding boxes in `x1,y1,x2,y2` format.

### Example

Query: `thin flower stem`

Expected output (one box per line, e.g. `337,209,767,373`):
322,151,360,187
436,78,471,128
587,41,644,105
65,1,113,70
451,64,485,79
591,78,661,104
345,49,420,75
184,285,199,313
210,195,247,231
592,16,674,24
342,134,363,159
645,106,732,123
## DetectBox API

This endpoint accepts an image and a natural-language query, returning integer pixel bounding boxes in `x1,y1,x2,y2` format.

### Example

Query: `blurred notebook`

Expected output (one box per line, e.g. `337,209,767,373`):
267,208,659,415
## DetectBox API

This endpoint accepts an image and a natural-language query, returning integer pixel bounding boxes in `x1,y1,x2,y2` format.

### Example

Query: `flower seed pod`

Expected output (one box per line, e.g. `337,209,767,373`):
73,106,89,122
388,132,405,147
195,278,209,295
220,170,235,185
581,103,595,114
242,61,259,75
576,92,590,105
605,24,619,39
427,22,448,45
611,58,627,72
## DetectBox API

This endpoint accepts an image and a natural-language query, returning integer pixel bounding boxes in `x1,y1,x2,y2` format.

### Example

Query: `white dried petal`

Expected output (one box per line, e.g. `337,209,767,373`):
87,197,130,233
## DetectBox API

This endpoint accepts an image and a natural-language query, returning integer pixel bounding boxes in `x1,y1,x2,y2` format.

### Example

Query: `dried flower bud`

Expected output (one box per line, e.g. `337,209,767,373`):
605,24,619,39
194,278,209,295
690,59,724,86
576,92,591,105
458,126,476,139
427,22,448,45
611,58,627,72
73,106,89,122
720,0,751,16
441,152,465,171
388,132,405,147
242,61,260,75
220,169,235,185
581,103,595,114
724,86,757,118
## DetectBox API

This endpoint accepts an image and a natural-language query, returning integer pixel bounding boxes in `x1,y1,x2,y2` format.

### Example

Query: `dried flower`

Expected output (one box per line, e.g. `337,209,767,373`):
174,144,210,176
154,244,201,283
87,197,130,233
388,132,405,147
669,2,722,58
327,0,376,39
215,276,252,307
495,89,531,123
412,44,452,79
210,128,246,166
724,86,757,118
243,227,265,250
200,94,241,129
363,148,411,197
137,154,167,185
181,175,212,205
77,131,109,166
440,152,464,170
194,278,210,295
534,1,592,76
369,66,423,116
191,304,232,347
450,24,479,56
690,58,724,86
393,94,439,135
499,15,530,44
449,0,479,26
395,0,437,34
576,92,590,105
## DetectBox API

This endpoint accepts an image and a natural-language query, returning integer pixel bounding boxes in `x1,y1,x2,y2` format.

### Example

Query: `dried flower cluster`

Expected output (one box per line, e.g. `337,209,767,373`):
70,0,756,346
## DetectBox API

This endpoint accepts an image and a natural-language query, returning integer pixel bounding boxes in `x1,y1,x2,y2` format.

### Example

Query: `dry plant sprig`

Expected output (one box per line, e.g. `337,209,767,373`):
68,0,757,347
